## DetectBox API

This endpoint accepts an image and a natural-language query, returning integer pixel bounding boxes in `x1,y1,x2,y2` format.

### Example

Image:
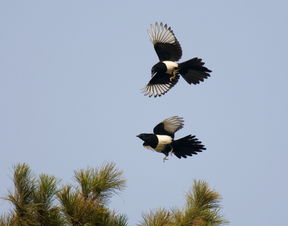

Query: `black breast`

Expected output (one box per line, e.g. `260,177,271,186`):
151,62,167,74
143,134,158,148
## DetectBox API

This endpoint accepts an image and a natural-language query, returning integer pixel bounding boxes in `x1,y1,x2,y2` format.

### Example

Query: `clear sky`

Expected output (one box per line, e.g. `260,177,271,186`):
0,1,288,225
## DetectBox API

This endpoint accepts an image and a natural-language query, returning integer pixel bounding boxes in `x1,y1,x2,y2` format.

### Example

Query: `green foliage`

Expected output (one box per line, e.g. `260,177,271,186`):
139,180,228,226
1,164,226,226
57,185,108,225
4,163,39,225
0,214,13,226
140,208,173,226
1,163,127,226
33,174,63,226
57,162,127,225
74,163,126,203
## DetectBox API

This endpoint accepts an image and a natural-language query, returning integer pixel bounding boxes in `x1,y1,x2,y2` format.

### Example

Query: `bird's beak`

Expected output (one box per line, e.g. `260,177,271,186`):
136,134,143,139
137,134,144,141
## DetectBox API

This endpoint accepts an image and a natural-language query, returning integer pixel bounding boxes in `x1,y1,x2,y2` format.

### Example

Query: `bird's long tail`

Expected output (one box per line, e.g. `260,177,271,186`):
171,135,205,159
178,58,211,84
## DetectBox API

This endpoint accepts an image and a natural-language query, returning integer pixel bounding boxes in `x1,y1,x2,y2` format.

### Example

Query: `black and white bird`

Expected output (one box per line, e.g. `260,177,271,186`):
137,116,206,161
142,22,212,97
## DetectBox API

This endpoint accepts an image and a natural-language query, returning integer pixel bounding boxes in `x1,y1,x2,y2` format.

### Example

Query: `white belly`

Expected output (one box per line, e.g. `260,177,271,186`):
155,135,172,152
163,61,178,74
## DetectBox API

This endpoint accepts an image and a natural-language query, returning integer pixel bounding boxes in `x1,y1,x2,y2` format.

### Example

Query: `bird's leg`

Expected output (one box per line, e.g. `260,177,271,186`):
163,156,169,162
169,68,178,82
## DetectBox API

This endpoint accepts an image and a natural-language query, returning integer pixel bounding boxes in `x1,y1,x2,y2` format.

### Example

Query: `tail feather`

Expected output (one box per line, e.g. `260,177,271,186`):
171,135,206,159
179,58,211,85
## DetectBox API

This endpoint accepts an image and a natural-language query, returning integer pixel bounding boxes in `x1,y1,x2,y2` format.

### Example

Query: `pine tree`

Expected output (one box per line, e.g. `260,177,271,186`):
139,180,228,226
1,163,127,226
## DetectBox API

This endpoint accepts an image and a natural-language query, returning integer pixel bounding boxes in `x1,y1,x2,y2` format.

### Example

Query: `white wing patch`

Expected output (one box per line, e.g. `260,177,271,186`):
147,22,176,45
141,83,172,97
156,135,173,145
155,135,172,152
163,61,178,74
163,116,184,134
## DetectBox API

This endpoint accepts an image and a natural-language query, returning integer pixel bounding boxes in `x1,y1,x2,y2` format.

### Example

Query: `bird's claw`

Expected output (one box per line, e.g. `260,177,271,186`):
169,70,178,82
163,156,169,162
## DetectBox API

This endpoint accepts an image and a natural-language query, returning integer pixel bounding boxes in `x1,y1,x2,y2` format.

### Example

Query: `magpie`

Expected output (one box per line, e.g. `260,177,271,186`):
142,22,212,97
136,116,206,161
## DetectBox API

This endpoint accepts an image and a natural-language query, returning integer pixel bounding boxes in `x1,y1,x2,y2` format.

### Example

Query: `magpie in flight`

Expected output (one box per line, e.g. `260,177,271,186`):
142,22,212,97
137,116,206,161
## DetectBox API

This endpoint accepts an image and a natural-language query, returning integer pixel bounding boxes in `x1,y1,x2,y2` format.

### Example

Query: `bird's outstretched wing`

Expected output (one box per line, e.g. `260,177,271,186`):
153,116,184,136
142,72,179,97
147,22,182,61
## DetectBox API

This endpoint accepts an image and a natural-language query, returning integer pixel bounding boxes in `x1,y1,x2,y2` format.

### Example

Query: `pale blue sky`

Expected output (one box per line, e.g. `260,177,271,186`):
1,1,288,225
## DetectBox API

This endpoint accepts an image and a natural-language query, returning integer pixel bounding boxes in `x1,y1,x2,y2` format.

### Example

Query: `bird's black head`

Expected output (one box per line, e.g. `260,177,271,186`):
136,133,158,148
151,62,167,76
136,133,150,142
